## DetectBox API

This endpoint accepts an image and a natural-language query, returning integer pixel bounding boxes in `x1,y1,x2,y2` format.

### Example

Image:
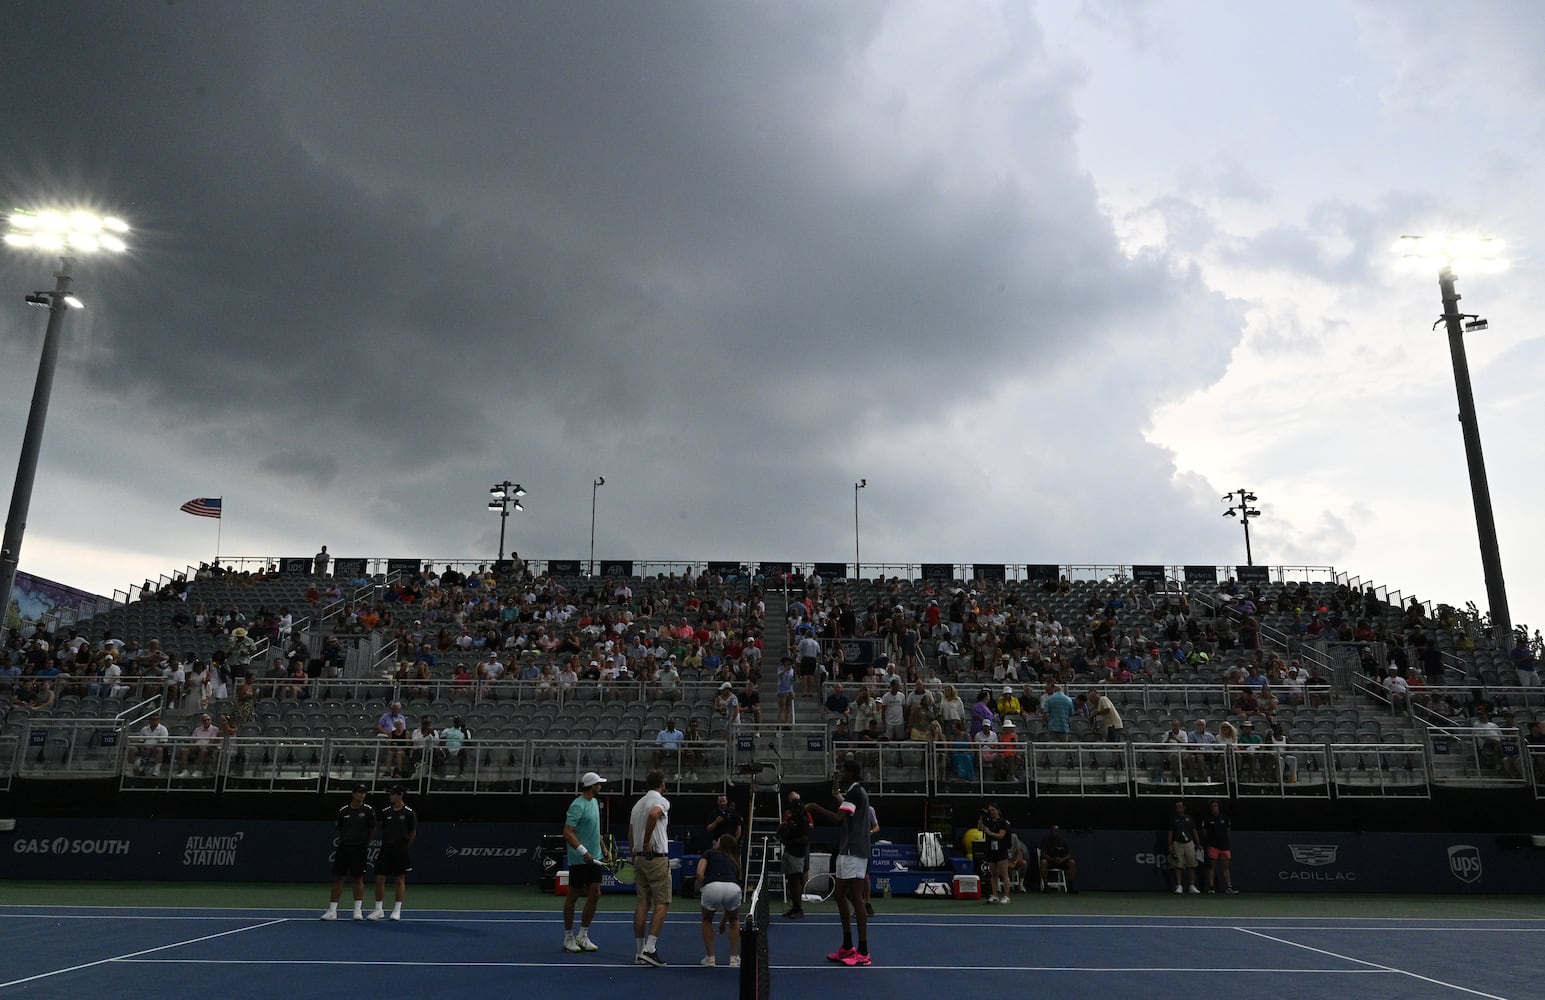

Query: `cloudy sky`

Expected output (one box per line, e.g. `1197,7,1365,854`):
0,1,1540,632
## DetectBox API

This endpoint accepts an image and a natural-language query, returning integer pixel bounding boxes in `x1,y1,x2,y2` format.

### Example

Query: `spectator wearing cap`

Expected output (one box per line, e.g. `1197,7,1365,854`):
713,680,741,738
1381,665,1409,710
562,771,607,953
322,784,376,920
997,685,1022,720
995,718,1023,780
974,717,1000,772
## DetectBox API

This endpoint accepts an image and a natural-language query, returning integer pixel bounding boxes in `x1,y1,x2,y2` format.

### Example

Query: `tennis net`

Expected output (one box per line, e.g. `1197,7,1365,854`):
739,837,772,1000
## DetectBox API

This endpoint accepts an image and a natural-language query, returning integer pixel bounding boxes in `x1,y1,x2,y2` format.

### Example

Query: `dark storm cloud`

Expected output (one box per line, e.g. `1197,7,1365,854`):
0,1,1243,573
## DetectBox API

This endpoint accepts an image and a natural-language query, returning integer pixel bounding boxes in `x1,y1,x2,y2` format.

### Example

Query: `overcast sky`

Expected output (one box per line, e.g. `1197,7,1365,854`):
0,0,1540,632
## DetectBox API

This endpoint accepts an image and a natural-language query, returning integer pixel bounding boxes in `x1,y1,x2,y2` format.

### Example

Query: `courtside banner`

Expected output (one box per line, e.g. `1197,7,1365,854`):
5,821,1540,891
0,818,545,884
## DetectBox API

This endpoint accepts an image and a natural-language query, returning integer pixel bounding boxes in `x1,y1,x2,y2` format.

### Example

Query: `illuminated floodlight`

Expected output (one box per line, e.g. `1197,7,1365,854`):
1396,234,1508,271
62,295,84,309
5,207,130,254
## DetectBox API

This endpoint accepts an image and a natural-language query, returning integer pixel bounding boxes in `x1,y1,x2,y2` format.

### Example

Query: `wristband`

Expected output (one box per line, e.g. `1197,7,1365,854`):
579,847,590,857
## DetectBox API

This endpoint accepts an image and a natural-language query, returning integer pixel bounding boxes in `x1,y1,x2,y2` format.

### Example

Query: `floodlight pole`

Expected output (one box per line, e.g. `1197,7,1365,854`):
589,476,604,577
0,259,75,638
853,479,866,580
1221,489,1260,566
1437,266,1512,646
490,480,523,563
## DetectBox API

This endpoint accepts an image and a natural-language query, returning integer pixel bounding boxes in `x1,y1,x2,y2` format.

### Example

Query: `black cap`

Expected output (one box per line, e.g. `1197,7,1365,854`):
388,784,405,796
352,783,369,793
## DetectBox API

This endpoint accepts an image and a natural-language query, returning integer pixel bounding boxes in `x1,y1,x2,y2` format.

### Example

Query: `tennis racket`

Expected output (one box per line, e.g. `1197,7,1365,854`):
602,833,636,884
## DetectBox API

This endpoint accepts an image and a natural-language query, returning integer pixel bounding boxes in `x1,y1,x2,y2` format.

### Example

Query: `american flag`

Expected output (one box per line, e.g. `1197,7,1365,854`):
180,497,222,519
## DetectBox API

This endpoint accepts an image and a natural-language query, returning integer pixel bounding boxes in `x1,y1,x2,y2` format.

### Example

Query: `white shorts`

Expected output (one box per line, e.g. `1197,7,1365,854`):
835,854,868,881
699,881,742,914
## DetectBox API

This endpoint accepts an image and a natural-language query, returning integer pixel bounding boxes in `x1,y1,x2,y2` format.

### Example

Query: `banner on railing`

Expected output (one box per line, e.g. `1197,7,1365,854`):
1133,565,1166,584
920,564,953,582
813,562,846,580
1026,564,1059,582
706,561,741,576
387,558,423,577
599,560,633,578
333,558,368,579
760,561,792,577
1237,565,1270,584
972,564,1005,582
280,557,311,575
547,560,582,576
1183,565,1218,585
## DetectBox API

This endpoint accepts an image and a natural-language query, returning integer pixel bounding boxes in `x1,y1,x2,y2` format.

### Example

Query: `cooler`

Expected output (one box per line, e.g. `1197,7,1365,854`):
952,874,981,899
555,871,570,896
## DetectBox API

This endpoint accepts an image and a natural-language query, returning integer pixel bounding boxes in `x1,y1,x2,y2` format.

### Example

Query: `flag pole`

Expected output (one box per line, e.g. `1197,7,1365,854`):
215,496,223,566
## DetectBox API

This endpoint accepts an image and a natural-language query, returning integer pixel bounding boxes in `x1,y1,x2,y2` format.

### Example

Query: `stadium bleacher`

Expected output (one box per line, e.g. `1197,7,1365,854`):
1,560,1541,806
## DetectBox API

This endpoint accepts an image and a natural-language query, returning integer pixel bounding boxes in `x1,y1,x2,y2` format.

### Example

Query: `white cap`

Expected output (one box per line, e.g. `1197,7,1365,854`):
981,718,993,726
720,681,733,689
1002,719,1016,729
580,771,607,788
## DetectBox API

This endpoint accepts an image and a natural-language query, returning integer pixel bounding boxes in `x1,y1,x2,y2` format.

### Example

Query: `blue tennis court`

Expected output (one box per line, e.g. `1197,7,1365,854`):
1,905,1540,999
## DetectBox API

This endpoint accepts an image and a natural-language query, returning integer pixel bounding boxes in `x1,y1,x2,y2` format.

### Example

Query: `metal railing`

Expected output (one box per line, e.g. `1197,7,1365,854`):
1424,726,1528,787
6,717,1531,799
1329,743,1429,797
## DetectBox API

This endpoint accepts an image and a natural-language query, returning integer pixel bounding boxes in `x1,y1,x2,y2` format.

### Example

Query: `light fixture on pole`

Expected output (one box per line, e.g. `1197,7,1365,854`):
1397,234,1513,646
488,481,525,562
853,479,866,580
1220,489,1261,566
0,207,128,639
589,476,605,577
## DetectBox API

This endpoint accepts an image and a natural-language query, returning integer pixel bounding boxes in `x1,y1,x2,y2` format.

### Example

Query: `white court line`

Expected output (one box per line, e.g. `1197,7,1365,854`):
1236,927,1514,1000
0,918,287,991
4,912,1543,932
2,904,1542,930
119,958,1390,973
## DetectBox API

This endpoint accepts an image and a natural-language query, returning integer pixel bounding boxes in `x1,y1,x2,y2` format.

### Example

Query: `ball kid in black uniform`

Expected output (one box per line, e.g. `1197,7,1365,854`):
323,784,376,920
369,785,418,920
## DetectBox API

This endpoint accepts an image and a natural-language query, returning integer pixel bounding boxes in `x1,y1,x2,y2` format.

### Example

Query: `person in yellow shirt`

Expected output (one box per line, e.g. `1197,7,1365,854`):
996,685,1022,720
